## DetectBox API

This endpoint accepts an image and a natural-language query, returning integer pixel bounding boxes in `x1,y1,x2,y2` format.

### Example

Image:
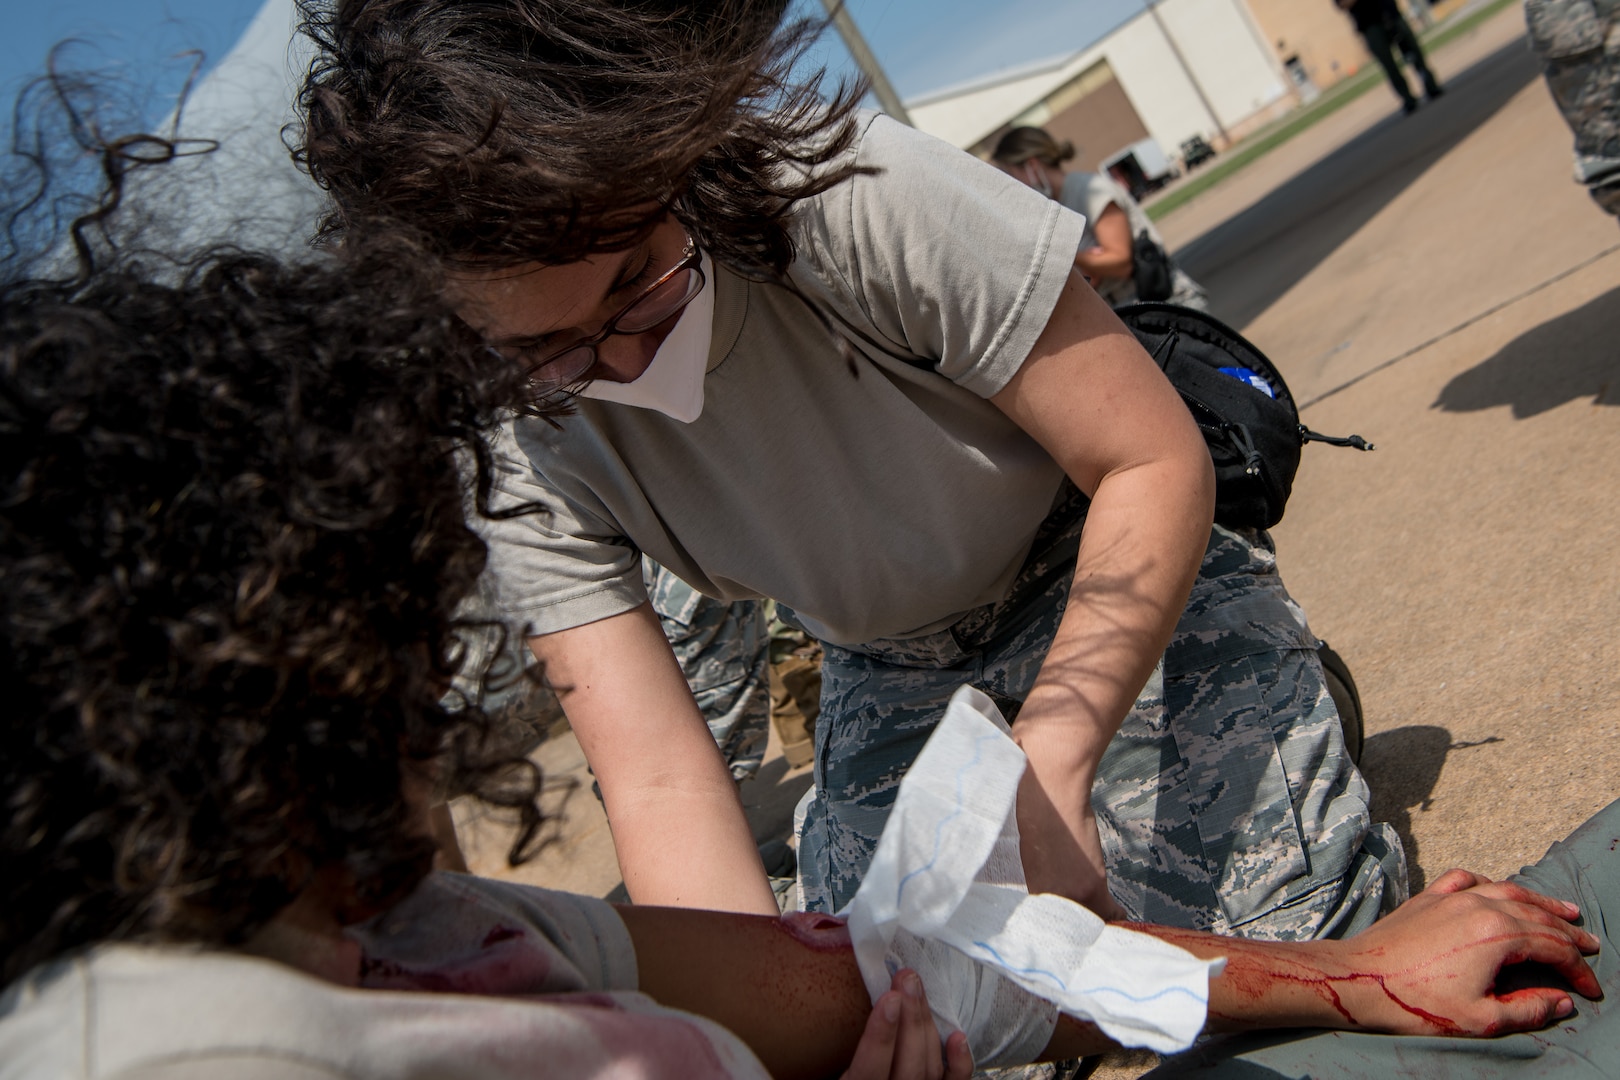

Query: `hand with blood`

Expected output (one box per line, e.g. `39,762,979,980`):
1309,869,1601,1036
1138,869,1602,1044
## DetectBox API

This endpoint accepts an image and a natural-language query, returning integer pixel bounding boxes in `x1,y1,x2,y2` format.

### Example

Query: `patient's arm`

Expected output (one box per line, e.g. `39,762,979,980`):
1160,870,1601,1038
620,870,1600,1077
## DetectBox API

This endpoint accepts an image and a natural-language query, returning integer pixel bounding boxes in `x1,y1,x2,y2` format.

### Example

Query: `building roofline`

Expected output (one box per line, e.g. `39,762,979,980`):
904,49,1076,109
903,6,1150,110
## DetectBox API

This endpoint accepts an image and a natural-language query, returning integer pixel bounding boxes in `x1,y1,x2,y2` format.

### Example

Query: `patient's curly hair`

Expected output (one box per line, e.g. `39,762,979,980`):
1,88,548,986
295,0,867,275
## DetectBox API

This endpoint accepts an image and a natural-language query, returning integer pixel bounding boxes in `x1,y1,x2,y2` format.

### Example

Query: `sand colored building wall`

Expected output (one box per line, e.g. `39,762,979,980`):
1245,0,1373,91
962,59,1152,170
914,0,1325,162
1041,72,1154,172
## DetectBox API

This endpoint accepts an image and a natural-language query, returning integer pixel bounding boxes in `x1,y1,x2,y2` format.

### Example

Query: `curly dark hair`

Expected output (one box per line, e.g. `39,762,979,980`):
295,0,868,276
1,97,551,987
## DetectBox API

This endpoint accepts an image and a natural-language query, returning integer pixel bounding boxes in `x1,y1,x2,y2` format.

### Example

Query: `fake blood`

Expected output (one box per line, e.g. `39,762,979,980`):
773,912,853,953
481,925,524,948
1214,962,1464,1033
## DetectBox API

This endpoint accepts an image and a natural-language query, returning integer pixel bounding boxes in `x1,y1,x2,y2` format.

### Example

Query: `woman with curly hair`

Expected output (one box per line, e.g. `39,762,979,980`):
292,0,1403,939
1,90,1611,1080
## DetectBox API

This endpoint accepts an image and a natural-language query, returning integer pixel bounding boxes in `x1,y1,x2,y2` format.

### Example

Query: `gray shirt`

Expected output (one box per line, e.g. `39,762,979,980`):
484,113,1084,647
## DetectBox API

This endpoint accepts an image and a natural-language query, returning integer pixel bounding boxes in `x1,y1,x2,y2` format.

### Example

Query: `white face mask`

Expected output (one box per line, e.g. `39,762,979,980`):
578,250,714,423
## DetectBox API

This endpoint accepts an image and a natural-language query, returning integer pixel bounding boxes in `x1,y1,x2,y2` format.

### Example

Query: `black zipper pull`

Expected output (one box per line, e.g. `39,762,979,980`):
1230,423,1264,477
1300,425,1375,452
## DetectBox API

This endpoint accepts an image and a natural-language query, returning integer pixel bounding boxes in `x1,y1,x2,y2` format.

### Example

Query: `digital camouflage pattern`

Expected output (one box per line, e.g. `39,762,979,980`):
794,489,1407,941
1526,0,1620,215
643,557,771,782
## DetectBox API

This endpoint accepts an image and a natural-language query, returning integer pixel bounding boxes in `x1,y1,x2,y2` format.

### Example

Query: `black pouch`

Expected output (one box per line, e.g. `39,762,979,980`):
1131,231,1176,302
1116,302,1373,529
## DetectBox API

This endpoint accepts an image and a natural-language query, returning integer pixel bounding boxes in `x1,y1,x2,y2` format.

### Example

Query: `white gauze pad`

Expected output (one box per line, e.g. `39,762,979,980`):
841,685,1224,1058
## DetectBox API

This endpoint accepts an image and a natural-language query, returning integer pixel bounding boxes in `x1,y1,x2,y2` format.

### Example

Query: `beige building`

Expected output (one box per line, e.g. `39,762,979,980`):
909,0,1295,167
1247,0,1370,95
908,0,1470,176
1246,0,1466,96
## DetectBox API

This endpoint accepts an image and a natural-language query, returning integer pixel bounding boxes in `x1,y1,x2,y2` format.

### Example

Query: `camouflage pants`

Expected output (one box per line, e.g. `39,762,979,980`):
643,558,771,783
794,488,1407,941
1527,0,1620,216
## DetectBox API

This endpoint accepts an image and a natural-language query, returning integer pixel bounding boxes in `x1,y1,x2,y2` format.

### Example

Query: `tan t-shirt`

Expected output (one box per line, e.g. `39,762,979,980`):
0,874,766,1080
482,111,1085,646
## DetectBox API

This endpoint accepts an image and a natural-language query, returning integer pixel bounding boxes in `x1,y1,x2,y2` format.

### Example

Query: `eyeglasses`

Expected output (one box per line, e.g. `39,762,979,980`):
509,233,705,393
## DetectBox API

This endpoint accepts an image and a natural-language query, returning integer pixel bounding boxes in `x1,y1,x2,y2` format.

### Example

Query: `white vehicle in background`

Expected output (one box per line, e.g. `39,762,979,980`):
1100,136,1179,198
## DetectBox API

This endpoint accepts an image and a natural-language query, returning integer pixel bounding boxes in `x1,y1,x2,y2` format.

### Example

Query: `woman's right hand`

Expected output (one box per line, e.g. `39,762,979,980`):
1013,735,1127,921
843,969,974,1080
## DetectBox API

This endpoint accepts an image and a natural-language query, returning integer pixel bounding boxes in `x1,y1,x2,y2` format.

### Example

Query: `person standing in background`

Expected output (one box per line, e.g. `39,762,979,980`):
1337,0,1444,114
990,127,1209,311
1525,0,1620,218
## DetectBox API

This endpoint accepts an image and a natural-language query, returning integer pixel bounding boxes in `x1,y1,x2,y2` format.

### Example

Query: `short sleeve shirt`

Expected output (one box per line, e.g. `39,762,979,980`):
482,112,1084,646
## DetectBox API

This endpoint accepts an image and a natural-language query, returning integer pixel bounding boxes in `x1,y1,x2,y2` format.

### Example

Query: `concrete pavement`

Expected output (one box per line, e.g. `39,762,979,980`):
1157,1,1620,893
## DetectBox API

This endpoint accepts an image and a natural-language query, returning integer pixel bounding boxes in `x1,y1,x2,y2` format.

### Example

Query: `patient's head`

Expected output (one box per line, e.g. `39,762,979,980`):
0,144,545,985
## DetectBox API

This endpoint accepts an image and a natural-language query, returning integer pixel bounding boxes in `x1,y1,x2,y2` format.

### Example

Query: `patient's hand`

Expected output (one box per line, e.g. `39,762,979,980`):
1325,869,1601,1037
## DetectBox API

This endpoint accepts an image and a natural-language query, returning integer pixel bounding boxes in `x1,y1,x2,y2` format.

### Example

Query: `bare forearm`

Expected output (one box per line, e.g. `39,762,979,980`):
621,907,876,1079
621,906,1116,1077
533,606,777,914
989,272,1214,904
1011,457,1211,898
609,779,775,912
1014,457,1210,752
1074,246,1132,283
1129,926,1381,1033
1134,871,1602,1037
1075,204,1135,284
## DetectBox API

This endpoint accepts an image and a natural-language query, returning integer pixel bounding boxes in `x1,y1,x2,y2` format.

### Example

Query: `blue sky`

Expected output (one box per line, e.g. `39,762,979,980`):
0,1,264,110
1,0,1150,117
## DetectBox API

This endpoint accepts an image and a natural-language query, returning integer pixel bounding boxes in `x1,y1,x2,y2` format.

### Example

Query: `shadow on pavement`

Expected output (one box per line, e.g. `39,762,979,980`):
1176,36,1541,330
1361,724,1454,893
1361,725,1507,891
1433,285,1620,417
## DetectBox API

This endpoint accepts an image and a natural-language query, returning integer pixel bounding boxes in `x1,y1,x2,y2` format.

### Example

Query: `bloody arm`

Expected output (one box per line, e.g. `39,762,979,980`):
1132,871,1602,1038
620,872,1600,1075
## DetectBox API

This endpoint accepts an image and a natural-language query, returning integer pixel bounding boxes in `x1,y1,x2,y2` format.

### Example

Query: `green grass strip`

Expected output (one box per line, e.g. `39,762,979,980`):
1146,0,1522,222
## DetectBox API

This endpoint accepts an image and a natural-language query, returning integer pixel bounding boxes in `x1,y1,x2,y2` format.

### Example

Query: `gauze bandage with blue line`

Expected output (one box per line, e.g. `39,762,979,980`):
842,686,1223,1065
